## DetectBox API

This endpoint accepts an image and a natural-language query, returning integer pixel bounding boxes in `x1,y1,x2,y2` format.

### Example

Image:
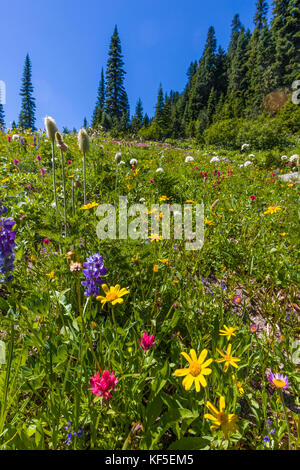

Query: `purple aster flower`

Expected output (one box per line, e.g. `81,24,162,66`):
266,419,272,429
268,371,290,389
264,436,270,445
81,253,107,296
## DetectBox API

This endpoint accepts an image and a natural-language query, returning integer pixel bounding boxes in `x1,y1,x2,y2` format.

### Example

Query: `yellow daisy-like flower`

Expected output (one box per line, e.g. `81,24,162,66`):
204,396,238,439
96,284,130,308
264,206,281,215
219,325,238,341
159,258,169,264
174,349,213,392
149,233,162,242
205,219,214,226
153,264,159,273
1,178,9,183
159,195,170,202
280,232,287,237
185,200,196,204
80,202,99,210
216,344,241,372
46,270,55,280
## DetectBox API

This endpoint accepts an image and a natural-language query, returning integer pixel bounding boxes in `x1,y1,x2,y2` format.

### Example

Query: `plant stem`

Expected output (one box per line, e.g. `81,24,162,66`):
51,140,57,211
60,148,67,236
280,389,291,450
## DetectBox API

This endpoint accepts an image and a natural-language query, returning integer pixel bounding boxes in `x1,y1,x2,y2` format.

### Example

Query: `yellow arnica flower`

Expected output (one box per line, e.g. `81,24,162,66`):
216,344,241,372
219,325,238,341
204,396,238,439
159,258,169,264
150,234,162,242
153,264,159,273
159,195,170,201
174,349,213,392
264,206,281,215
205,219,214,225
46,270,55,280
81,202,99,210
96,284,130,307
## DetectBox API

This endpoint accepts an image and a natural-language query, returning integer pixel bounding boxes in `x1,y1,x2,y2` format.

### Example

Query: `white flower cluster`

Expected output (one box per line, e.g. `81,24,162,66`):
185,156,194,163
241,143,250,151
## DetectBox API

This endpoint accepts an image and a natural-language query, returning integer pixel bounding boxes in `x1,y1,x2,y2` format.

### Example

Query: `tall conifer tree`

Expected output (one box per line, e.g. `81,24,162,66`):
105,25,128,122
19,54,36,130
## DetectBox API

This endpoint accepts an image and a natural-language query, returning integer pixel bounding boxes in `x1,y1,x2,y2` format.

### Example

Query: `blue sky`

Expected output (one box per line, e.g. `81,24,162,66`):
0,0,272,130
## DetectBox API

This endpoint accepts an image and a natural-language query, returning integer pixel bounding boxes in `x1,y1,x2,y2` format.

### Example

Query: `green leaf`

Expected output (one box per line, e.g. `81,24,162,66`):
168,436,212,450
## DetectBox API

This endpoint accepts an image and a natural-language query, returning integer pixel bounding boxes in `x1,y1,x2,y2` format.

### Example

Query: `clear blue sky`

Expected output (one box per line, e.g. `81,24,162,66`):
1,0,272,130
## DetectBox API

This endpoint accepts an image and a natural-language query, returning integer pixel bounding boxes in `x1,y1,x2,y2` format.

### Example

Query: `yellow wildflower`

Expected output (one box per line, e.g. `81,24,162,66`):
204,396,238,439
216,344,241,372
174,349,213,392
96,284,130,308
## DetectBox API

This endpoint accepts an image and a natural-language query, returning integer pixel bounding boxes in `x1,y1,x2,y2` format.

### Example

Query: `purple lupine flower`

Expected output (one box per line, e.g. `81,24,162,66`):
0,217,16,282
81,253,107,296
0,202,8,216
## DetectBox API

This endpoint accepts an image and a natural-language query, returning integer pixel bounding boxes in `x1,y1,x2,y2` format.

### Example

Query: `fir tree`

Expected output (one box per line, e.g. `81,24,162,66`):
189,26,217,120
271,0,300,85
154,84,165,126
83,117,88,128
105,25,128,122
92,68,105,127
18,54,36,130
131,98,144,132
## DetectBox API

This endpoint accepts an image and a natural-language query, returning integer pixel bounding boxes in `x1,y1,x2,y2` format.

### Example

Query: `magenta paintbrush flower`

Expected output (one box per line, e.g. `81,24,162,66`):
89,370,118,400
13,158,19,167
139,332,156,351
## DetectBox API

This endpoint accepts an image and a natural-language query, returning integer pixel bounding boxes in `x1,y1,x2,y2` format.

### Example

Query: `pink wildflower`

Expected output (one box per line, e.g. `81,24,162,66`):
89,370,119,400
139,332,156,351
40,168,46,176
13,158,19,167
36,155,41,161
43,238,50,244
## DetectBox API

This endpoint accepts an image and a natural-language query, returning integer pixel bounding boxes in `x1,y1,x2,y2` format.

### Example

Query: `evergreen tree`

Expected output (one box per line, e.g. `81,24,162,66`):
12,121,17,130
92,68,105,127
18,54,36,130
189,26,217,120
227,27,250,116
83,117,88,128
271,0,300,85
154,84,165,126
131,98,144,132
0,103,5,129
143,113,150,127
105,25,128,122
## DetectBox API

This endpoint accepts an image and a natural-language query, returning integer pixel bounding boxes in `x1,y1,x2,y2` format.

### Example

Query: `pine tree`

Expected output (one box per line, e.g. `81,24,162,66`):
83,117,88,128
105,25,128,122
18,54,36,130
92,68,105,127
0,103,5,129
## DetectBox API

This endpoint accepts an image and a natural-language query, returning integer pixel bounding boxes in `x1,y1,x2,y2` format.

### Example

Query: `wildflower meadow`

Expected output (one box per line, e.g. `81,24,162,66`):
0,0,299,455
0,124,299,451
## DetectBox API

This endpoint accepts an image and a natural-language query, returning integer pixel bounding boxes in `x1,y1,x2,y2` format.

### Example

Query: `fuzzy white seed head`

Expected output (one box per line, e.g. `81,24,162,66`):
78,128,90,154
44,116,58,142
